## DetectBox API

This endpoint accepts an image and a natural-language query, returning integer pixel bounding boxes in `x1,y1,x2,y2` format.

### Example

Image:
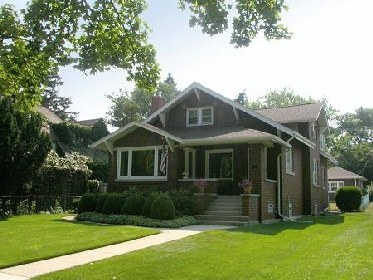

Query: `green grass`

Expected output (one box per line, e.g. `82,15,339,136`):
36,204,373,280
0,214,159,269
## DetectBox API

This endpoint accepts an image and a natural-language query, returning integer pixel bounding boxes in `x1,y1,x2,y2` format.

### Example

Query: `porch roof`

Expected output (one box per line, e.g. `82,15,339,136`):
170,126,291,147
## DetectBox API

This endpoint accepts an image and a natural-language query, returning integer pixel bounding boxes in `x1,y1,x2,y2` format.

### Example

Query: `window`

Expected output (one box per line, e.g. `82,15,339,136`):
320,133,326,151
312,159,319,186
266,147,278,181
328,181,344,192
117,146,167,179
183,148,196,179
186,107,213,127
285,150,294,175
205,149,233,179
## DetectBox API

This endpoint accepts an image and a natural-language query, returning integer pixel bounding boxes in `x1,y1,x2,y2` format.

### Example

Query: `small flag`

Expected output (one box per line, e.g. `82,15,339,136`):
160,148,168,175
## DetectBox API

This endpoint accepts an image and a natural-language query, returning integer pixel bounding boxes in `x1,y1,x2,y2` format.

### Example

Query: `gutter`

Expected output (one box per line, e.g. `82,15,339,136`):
277,136,297,221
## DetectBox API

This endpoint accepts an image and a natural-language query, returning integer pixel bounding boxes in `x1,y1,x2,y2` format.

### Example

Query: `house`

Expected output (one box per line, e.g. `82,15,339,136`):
90,82,334,223
327,166,367,201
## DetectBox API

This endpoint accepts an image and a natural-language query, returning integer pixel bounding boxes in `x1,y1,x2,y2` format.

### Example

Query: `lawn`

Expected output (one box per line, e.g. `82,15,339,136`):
0,214,159,268
36,204,373,280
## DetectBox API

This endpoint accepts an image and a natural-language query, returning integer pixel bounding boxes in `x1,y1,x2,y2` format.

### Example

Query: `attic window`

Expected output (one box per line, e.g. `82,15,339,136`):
186,107,213,127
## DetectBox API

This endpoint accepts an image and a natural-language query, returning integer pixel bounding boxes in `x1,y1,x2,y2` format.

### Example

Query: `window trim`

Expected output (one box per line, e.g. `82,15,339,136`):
186,106,214,127
328,181,344,192
312,159,319,186
205,148,233,179
285,149,295,175
184,147,196,179
116,146,167,180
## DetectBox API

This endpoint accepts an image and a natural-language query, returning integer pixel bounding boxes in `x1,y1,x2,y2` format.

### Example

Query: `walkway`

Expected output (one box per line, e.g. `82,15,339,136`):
0,224,235,280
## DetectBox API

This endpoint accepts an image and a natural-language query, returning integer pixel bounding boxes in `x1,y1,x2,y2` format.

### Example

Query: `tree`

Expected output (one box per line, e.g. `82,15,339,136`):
1,1,291,111
179,0,291,47
234,91,248,105
107,74,179,127
0,98,52,195
246,88,315,109
41,70,78,121
0,1,160,111
91,118,109,142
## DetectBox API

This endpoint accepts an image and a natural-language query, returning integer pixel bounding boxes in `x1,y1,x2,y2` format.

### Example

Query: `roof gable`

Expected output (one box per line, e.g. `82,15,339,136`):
328,166,367,181
145,82,315,148
256,103,326,125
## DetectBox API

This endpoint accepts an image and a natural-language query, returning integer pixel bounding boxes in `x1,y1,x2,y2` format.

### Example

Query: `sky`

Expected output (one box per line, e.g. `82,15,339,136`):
3,0,373,121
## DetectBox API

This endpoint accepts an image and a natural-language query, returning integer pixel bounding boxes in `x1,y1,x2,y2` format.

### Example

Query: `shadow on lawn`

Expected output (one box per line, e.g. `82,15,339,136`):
52,218,113,227
228,215,345,235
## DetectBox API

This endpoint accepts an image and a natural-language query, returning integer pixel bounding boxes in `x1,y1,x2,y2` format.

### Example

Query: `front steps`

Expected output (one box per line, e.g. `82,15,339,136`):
195,195,250,226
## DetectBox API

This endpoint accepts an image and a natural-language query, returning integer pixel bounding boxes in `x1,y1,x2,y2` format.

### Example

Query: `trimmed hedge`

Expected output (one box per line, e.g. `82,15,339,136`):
102,193,126,215
76,212,196,228
142,192,159,217
95,193,108,213
121,194,144,215
78,193,97,214
335,186,362,212
150,193,175,220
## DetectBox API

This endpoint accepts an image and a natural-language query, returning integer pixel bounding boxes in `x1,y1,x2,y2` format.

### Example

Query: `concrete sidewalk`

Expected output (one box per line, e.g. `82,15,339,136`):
0,224,235,280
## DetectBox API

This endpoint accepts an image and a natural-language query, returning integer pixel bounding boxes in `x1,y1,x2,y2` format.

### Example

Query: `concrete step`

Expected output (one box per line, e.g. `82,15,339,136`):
204,210,241,216
195,215,249,222
196,220,249,227
210,201,241,207
209,205,241,211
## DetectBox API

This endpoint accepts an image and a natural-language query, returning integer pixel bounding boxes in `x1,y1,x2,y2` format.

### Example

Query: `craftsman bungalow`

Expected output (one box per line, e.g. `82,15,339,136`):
91,82,333,222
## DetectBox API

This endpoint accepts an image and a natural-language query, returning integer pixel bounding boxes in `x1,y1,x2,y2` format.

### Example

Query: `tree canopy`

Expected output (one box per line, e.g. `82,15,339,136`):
0,1,160,111
107,74,179,128
0,1,291,111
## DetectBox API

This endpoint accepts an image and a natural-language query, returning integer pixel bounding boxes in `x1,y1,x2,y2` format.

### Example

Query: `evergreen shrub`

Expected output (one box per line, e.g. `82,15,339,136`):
142,192,159,217
121,194,144,215
78,193,97,214
335,186,362,212
95,193,109,213
150,193,175,220
102,193,125,214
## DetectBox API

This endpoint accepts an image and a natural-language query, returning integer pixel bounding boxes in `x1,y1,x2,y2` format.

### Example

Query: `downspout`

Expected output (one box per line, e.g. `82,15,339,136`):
277,136,296,221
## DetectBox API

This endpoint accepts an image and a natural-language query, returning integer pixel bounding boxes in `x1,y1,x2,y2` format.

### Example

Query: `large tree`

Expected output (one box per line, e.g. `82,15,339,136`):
0,98,52,195
0,1,160,111
107,74,179,128
41,70,78,122
1,1,290,111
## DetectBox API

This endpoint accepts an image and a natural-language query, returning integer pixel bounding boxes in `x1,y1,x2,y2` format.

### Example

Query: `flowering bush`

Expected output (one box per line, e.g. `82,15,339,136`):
238,179,251,187
193,180,208,187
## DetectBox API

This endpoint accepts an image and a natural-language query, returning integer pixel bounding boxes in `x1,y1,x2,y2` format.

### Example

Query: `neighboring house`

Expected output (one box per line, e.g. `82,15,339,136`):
91,82,334,222
75,118,101,127
327,166,367,201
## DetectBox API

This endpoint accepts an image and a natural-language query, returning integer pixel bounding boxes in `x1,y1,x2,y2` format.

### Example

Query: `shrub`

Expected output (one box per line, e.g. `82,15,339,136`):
102,193,125,215
121,194,144,215
150,193,175,220
76,212,197,228
78,193,97,214
169,189,195,216
95,193,109,213
335,186,362,212
87,179,100,193
142,192,159,217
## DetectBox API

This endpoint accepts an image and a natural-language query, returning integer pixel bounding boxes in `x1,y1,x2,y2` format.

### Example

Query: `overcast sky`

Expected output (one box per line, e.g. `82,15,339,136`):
3,0,373,121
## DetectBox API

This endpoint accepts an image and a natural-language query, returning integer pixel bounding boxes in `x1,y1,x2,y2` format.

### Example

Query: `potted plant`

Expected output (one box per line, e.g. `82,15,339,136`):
194,180,208,193
238,179,252,194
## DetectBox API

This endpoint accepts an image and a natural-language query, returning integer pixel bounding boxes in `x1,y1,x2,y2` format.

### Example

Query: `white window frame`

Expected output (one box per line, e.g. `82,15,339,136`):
186,106,214,127
205,149,233,179
312,159,319,186
184,147,196,179
285,149,295,175
328,181,344,192
116,146,167,180
320,133,326,151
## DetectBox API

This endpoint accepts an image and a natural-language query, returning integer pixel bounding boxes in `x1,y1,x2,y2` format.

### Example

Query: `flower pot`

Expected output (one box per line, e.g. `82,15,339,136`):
243,186,252,194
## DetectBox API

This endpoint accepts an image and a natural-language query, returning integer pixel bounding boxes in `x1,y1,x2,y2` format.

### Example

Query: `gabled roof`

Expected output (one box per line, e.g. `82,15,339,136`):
90,122,291,152
75,118,101,127
146,82,315,148
90,122,183,152
256,103,327,126
328,166,368,181
36,106,63,124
